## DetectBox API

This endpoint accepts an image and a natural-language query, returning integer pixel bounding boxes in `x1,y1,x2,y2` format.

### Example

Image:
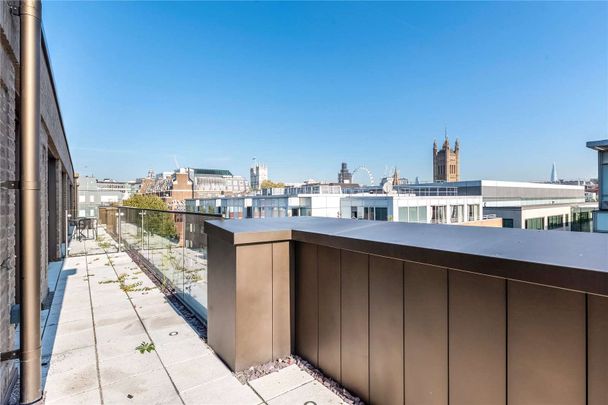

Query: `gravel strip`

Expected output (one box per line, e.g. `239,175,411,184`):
236,355,364,404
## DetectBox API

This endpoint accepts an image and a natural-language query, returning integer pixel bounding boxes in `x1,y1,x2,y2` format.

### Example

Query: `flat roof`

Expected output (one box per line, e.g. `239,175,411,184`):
586,139,608,151
206,216,608,297
418,180,584,190
191,168,233,176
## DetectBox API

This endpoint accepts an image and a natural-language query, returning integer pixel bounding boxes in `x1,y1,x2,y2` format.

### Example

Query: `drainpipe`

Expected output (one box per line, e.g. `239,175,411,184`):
19,1,42,403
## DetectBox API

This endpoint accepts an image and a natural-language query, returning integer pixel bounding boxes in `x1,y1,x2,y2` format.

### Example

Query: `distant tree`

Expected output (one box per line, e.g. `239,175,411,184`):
122,194,177,239
261,180,285,189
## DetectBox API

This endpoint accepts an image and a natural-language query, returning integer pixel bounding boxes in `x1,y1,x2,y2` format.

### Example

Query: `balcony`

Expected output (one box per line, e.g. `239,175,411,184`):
11,207,608,404
34,211,348,404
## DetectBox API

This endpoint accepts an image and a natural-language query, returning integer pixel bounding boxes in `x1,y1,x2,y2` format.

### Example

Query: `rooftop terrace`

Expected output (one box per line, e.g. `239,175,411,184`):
35,228,346,404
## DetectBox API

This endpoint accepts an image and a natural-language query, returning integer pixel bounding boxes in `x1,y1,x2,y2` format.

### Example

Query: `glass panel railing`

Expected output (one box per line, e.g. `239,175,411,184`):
117,206,221,322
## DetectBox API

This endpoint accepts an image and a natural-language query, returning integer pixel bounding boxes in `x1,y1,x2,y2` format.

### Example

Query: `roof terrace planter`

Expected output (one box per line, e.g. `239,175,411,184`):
205,217,608,405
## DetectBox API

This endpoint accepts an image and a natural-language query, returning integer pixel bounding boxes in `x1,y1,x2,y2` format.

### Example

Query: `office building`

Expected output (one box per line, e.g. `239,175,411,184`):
339,193,483,223
587,139,608,232
186,185,487,226
77,175,134,217
139,168,248,209
190,168,248,198
418,180,591,231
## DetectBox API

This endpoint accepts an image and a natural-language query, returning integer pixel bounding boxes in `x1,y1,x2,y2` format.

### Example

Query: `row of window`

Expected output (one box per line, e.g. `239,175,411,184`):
398,206,428,223
523,214,570,230
436,164,458,176
78,209,96,217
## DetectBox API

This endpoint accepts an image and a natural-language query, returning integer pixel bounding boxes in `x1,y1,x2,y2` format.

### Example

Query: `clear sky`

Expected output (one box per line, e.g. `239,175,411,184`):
43,1,607,184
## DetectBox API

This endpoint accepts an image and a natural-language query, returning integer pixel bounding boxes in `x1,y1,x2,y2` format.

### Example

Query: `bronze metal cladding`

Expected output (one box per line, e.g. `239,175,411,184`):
340,250,369,402
508,281,586,405
235,244,273,370
369,255,404,405
317,246,341,382
295,242,318,364
204,217,608,404
19,1,43,403
449,270,506,405
207,234,237,369
588,294,608,405
272,242,292,359
403,262,448,405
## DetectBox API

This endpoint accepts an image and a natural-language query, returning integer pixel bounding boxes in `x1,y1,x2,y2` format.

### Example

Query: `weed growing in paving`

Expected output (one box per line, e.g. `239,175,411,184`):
120,281,143,293
135,342,155,354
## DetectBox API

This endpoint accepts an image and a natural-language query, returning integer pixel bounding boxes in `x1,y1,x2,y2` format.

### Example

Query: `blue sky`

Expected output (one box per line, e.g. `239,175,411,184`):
43,1,607,184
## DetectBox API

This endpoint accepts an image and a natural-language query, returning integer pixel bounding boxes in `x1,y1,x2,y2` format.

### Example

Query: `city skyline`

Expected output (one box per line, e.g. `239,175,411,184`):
43,1,607,183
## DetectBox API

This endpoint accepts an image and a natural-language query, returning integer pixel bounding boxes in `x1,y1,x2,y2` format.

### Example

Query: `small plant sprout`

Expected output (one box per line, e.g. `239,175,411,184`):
135,341,155,354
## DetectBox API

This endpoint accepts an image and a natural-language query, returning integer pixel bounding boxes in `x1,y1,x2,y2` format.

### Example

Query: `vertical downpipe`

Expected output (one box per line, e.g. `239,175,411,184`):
19,1,42,403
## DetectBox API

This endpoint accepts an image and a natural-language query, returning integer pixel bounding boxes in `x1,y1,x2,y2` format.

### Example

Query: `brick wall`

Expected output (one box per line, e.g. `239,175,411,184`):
0,2,74,401
0,3,19,400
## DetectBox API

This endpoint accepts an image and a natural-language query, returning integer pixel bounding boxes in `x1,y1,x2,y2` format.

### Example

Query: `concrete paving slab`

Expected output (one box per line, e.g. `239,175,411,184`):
46,387,102,405
134,301,177,319
53,307,92,324
42,327,95,357
154,338,211,367
43,345,97,378
147,323,200,346
92,299,134,312
54,317,94,337
166,354,232,392
181,375,261,405
43,363,99,403
101,368,183,405
95,321,148,346
267,380,346,405
96,332,151,362
141,312,187,330
249,365,314,401
93,308,138,326
99,350,165,386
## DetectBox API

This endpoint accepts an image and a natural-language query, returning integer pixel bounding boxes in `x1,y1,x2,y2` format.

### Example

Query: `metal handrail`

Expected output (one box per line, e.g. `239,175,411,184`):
117,205,223,217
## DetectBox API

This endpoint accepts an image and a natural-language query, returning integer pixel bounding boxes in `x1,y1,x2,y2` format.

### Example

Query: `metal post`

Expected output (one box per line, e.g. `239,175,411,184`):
19,1,42,403
139,211,146,250
65,211,70,257
116,211,122,252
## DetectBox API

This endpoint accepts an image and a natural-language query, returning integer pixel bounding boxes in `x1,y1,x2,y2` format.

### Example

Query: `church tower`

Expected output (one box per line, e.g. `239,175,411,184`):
433,134,460,182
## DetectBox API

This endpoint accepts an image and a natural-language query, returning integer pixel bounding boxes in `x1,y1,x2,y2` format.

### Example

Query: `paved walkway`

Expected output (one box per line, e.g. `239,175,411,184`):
41,229,344,404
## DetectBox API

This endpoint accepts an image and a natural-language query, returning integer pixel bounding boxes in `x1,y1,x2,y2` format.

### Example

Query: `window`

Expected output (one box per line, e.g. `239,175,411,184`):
602,158,608,206
450,205,464,223
89,209,95,217
502,218,514,228
79,209,85,217
399,206,427,223
467,204,479,221
525,217,544,230
418,206,427,222
547,214,564,230
375,207,388,221
431,205,447,223
89,195,95,202
408,207,417,222
79,195,85,203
